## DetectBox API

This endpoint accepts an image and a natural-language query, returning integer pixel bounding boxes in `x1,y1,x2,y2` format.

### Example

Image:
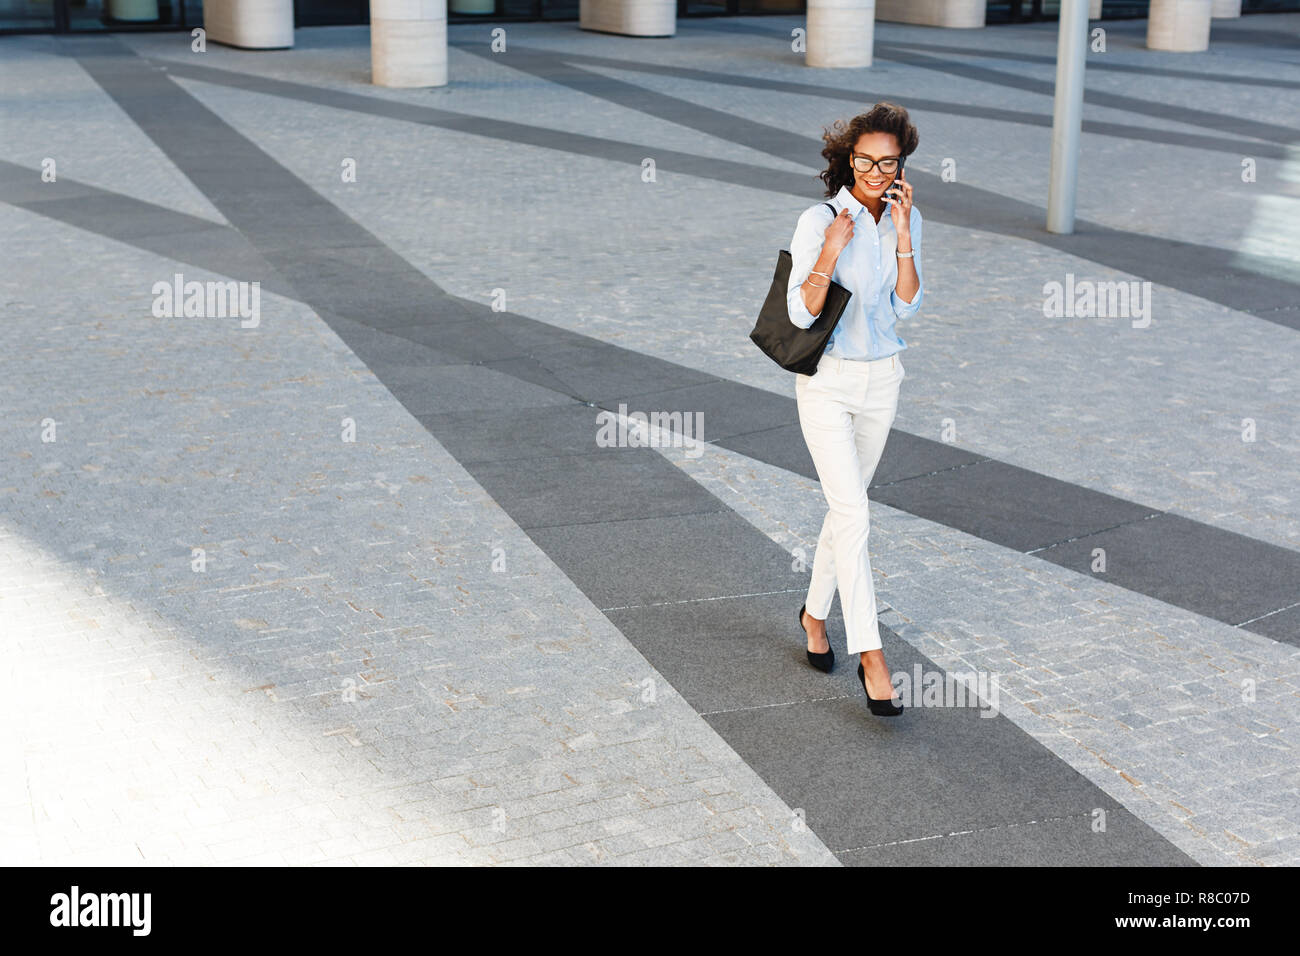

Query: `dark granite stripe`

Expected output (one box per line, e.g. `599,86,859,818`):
880,39,1300,91
874,44,1300,145
0,160,294,298
152,58,820,198
520,46,1289,160
681,17,1300,90
720,422,1300,644
1035,513,1300,630
448,40,1291,161
1095,16,1300,52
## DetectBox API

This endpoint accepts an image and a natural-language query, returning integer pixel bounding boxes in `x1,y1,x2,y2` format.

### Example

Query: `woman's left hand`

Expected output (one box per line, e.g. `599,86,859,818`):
887,172,914,241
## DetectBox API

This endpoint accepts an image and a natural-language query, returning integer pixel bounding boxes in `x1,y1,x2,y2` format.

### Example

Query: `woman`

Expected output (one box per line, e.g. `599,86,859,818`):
786,102,922,718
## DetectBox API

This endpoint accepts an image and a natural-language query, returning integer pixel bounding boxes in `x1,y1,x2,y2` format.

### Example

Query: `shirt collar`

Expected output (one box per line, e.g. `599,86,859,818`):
834,184,891,221
834,185,864,219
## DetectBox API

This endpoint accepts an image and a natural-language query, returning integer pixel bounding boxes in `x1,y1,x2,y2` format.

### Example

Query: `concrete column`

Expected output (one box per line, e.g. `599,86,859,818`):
579,0,676,37
806,0,875,68
203,0,294,49
1089,0,1102,18
371,0,447,88
1147,0,1212,52
1211,0,1242,16
875,0,983,28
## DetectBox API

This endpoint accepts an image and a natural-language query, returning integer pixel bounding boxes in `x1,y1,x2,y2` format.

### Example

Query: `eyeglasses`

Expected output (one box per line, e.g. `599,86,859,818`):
851,154,901,175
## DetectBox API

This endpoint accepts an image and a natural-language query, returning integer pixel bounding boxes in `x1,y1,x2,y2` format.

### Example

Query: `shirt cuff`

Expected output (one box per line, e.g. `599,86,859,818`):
891,285,922,319
787,286,818,330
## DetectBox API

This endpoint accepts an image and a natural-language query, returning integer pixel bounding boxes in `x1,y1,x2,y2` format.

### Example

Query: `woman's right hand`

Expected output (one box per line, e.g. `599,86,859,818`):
823,208,855,254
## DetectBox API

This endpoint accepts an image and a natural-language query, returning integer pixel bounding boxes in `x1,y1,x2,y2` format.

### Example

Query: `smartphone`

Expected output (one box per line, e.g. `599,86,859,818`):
887,157,906,204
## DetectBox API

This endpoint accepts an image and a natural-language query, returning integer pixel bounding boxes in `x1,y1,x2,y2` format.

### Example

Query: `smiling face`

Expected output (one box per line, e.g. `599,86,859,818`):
850,131,903,201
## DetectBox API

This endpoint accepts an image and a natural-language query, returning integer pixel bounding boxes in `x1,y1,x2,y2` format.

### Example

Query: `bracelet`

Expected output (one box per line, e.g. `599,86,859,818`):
810,270,832,279
896,250,914,258
804,277,829,288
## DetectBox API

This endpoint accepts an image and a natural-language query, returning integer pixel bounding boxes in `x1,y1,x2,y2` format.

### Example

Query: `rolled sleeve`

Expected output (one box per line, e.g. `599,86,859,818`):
890,209,923,320
786,206,833,330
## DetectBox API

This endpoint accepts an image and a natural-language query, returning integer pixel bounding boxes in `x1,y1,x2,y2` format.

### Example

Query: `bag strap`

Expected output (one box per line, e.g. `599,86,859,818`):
823,201,836,218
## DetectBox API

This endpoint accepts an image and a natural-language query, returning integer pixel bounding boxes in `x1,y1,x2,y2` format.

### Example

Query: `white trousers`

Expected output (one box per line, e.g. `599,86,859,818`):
795,354,904,654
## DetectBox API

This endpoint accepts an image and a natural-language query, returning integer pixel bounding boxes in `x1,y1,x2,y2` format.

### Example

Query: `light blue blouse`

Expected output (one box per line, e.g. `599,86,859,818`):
786,184,924,361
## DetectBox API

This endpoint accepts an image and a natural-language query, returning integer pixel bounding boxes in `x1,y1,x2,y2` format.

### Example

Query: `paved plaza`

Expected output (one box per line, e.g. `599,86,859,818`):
1,14,1298,866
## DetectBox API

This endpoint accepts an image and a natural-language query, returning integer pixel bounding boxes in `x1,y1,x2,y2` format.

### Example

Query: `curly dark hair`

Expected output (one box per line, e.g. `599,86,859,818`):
819,102,919,197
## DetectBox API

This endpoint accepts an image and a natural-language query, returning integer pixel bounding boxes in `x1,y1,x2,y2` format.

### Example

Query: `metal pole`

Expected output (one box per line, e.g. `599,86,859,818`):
1047,0,1089,234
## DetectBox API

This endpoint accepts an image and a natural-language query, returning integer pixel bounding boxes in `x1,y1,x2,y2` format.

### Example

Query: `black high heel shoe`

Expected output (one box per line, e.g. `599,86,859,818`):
858,662,904,717
798,604,834,673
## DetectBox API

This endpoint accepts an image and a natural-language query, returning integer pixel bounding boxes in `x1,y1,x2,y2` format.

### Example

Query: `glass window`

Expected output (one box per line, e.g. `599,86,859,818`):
1,0,58,30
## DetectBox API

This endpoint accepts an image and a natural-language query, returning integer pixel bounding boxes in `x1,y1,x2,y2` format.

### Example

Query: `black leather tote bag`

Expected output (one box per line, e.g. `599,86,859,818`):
749,202,852,375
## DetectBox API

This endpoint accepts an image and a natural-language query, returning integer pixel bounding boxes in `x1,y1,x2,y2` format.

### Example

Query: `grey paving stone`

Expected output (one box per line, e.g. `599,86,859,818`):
7,13,1298,869
0,207,833,868
527,510,795,610
387,364,576,417
607,592,856,713
869,430,989,487
468,449,725,530
706,693,1191,867
870,460,1158,553
28,32,1299,636
1039,514,1300,645
715,424,818,481
523,340,718,403
598,379,799,444
420,403,608,464
838,812,1198,867
664,437,1300,864
1247,604,1300,644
